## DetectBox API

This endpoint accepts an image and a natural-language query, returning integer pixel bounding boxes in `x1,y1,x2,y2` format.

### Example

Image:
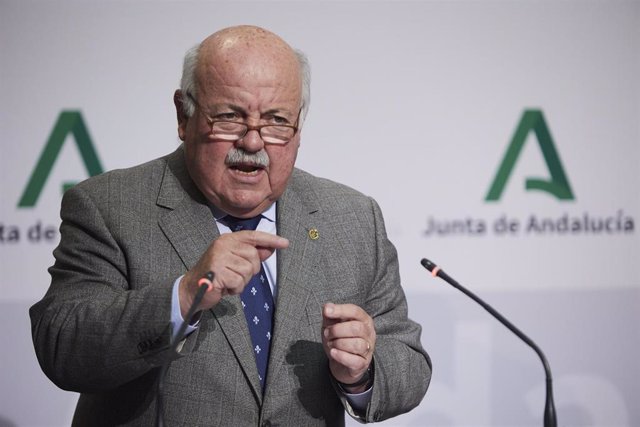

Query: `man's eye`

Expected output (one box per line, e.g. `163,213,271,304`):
216,112,240,121
269,116,289,125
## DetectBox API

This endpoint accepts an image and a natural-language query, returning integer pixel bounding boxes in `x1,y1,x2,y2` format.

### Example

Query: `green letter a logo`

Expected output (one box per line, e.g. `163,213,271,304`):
18,111,104,208
485,109,574,201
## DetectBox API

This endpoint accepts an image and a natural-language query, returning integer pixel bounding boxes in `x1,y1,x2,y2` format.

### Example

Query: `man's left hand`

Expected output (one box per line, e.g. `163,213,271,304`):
322,303,376,393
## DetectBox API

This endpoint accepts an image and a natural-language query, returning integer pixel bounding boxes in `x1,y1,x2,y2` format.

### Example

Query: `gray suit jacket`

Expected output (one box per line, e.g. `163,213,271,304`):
30,147,431,426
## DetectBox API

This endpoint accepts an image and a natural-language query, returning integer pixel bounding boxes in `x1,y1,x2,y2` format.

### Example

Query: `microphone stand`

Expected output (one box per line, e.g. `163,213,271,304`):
421,258,557,427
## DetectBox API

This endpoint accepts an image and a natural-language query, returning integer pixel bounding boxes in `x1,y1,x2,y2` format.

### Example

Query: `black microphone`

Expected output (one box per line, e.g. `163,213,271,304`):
155,271,214,427
420,258,557,427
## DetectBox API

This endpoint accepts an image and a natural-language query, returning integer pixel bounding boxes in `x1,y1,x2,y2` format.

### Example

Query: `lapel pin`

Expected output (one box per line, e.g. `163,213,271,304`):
308,228,319,240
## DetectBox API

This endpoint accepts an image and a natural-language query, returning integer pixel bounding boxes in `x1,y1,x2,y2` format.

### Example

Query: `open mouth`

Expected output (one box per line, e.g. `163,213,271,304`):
229,163,265,174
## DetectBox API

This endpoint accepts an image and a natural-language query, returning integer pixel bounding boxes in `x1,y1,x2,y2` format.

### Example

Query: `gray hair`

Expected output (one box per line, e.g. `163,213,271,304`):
179,44,311,126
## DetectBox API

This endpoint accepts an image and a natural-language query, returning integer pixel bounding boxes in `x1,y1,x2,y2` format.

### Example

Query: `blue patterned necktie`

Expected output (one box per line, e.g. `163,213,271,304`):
219,215,274,391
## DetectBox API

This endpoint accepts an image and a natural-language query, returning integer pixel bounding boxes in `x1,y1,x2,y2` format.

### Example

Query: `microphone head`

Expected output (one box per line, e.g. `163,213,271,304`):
421,258,436,272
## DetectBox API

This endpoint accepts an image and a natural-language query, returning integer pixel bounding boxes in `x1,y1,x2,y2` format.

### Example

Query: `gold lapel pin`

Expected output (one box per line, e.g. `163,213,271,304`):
308,228,319,240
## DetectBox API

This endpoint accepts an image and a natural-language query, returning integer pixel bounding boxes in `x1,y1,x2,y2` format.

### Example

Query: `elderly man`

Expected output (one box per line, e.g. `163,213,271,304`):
30,26,431,426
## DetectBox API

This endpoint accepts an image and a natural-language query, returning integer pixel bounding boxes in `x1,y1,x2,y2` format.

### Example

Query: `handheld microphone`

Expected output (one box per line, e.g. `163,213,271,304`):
421,258,557,427
155,271,214,427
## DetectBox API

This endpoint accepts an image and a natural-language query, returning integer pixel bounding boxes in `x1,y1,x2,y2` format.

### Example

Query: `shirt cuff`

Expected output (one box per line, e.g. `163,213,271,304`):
342,385,373,413
171,275,199,343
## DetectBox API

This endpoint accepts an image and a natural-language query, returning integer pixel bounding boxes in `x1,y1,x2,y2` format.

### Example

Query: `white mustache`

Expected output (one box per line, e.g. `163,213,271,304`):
225,148,270,168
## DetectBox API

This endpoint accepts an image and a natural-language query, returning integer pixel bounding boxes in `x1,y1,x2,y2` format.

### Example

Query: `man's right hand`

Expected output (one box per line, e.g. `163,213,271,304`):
179,230,289,317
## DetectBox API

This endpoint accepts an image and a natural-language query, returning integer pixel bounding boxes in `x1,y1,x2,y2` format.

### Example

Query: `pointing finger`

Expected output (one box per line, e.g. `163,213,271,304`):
234,230,289,259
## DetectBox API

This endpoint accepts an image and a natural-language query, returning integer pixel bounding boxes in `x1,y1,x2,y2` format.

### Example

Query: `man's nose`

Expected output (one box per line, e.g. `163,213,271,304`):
236,128,265,152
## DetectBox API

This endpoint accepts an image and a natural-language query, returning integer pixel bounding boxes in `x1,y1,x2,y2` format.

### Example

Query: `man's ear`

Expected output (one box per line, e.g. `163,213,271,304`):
174,89,188,141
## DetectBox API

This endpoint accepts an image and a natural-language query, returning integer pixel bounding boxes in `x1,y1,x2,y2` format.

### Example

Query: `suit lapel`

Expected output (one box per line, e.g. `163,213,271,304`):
266,171,323,391
156,148,262,401
156,148,216,270
212,297,263,400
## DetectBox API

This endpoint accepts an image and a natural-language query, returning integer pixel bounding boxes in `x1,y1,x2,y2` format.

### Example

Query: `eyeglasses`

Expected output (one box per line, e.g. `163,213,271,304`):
187,93,300,145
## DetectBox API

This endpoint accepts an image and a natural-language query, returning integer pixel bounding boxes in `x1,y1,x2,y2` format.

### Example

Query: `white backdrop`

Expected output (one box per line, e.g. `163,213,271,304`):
1,1,638,426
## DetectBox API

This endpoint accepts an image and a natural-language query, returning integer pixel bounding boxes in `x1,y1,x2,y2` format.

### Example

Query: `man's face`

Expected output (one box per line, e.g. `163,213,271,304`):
177,40,302,218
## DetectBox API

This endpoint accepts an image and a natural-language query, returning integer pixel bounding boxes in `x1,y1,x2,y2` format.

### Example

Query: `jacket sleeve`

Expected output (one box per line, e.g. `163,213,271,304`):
340,197,432,423
29,183,175,393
